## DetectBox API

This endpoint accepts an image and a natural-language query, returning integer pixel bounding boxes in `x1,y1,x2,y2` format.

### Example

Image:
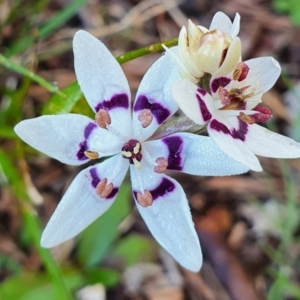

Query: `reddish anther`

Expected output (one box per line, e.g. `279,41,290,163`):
218,86,231,106
138,109,153,128
252,106,273,123
136,190,153,207
233,62,250,82
96,178,114,198
154,157,168,173
95,109,111,128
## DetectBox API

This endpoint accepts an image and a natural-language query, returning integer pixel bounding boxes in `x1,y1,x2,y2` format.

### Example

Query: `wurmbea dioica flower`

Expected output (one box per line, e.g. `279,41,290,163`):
163,12,241,83
171,56,300,172
14,31,249,272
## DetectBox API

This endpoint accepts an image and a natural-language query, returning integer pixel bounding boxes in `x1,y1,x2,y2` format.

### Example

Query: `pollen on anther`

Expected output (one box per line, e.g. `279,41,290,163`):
96,109,111,128
154,157,168,173
138,109,153,128
84,150,99,159
133,143,141,155
133,158,142,170
96,178,114,198
239,112,254,124
136,190,153,207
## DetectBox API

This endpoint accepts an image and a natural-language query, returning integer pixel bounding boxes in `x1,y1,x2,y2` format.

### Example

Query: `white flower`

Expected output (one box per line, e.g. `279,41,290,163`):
14,31,249,272
163,12,241,83
171,56,300,171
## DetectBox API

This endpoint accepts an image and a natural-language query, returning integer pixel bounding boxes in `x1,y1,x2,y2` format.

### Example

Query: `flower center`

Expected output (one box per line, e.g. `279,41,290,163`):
121,139,142,170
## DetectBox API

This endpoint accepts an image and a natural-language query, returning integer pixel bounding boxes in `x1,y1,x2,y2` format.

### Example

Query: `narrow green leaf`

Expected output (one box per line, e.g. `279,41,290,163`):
85,268,120,287
42,81,82,115
6,0,89,57
112,234,156,267
0,54,64,96
0,126,17,139
0,270,84,300
0,148,72,300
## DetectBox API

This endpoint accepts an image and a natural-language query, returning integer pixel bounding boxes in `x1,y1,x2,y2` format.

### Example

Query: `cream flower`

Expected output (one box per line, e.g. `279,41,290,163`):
163,12,241,83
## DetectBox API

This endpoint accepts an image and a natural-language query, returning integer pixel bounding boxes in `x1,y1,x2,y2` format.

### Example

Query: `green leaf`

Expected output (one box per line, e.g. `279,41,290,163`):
112,234,156,267
273,0,290,12
6,0,90,57
42,81,83,115
0,54,63,95
0,126,17,139
0,269,84,300
77,181,131,268
85,268,120,287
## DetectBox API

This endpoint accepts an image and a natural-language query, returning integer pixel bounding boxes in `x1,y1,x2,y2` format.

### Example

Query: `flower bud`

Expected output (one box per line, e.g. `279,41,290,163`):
178,20,241,82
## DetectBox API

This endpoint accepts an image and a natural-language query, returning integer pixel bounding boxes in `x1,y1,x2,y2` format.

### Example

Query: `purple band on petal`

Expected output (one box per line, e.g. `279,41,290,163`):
162,136,183,171
77,122,97,160
89,167,118,199
210,118,248,141
211,77,231,93
196,89,212,122
95,93,129,112
134,95,170,124
133,177,175,202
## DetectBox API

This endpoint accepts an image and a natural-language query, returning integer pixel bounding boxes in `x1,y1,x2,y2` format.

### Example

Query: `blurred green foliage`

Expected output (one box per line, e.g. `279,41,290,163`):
0,0,165,298
273,0,300,25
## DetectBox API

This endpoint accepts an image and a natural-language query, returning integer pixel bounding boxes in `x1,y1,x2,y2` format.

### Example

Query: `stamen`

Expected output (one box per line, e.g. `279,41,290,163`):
136,190,153,207
84,150,99,159
133,142,141,155
233,62,249,82
218,86,230,105
154,157,168,173
121,151,132,158
96,178,114,198
121,139,143,169
239,112,255,124
252,106,273,122
138,109,153,128
133,158,141,171
95,109,111,129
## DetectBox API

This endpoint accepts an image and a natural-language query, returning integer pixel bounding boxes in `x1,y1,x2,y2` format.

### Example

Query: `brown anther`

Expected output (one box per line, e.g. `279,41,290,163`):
154,157,168,173
233,62,249,82
96,178,114,198
136,190,153,207
138,109,153,128
84,150,99,159
218,86,231,106
95,109,111,129
239,112,254,124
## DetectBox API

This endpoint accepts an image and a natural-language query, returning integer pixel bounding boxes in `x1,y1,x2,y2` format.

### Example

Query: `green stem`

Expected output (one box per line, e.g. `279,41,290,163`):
116,38,178,64
0,54,65,97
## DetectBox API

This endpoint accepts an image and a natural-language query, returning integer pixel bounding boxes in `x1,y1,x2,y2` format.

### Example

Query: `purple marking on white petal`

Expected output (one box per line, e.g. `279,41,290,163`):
162,136,183,171
211,77,231,93
95,93,129,112
89,167,118,199
196,89,212,122
197,88,207,96
210,118,248,141
77,122,97,160
134,95,170,124
133,177,175,202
